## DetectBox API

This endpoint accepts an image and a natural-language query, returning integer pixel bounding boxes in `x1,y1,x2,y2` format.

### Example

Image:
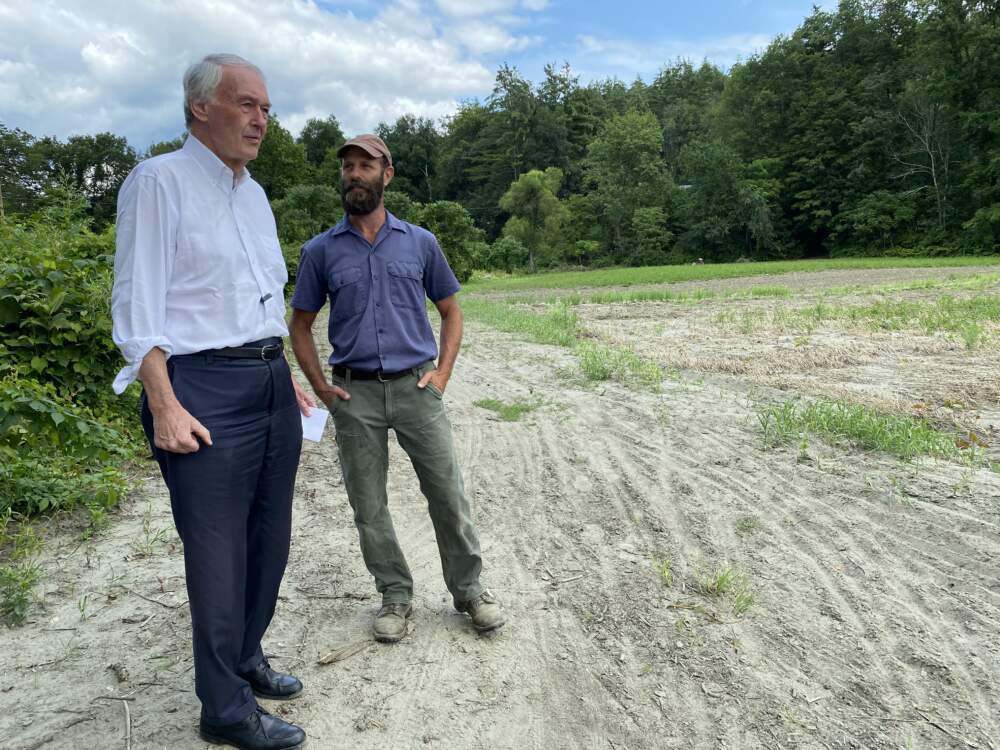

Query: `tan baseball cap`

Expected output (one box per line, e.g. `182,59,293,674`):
336,134,392,165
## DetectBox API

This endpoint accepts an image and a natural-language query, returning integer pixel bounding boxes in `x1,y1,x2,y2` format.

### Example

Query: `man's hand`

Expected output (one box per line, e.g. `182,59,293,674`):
315,383,351,410
152,402,212,453
291,376,317,416
417,368,449,394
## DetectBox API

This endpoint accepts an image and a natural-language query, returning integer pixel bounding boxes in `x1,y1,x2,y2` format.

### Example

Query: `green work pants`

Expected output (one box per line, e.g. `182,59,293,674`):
330,363,483,606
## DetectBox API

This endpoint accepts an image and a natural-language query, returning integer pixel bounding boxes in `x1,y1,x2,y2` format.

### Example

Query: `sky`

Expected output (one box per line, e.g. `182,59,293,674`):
0,0,836,151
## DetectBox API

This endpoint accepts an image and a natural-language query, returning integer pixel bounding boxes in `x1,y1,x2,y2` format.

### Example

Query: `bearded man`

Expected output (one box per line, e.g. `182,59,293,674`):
288,134,505,642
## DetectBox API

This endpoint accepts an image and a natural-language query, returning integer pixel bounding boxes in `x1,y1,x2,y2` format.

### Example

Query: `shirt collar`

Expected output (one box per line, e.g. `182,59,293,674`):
183,134,250,191
331,210,408,238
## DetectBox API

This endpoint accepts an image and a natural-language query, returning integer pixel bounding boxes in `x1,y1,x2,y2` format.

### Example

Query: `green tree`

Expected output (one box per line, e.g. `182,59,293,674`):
411,201,484,283
298,116,345,168
630,207,673,266
377,115,440,203
647,60,726,170
270,183,343,245
0,125,47,220
145,135,185,158
384,190,418,223
435,103,502,235
253,115,312,200
484,235,529,272
499,168,566,271
35,132,137,229
837,189,918,252
585,109,669,258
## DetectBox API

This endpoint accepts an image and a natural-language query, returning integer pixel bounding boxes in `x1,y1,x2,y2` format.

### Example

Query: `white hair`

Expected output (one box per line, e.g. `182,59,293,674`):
183,53,265,128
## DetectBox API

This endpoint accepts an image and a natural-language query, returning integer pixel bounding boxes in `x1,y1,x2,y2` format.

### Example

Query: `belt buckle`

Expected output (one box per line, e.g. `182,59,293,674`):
260,344,280,361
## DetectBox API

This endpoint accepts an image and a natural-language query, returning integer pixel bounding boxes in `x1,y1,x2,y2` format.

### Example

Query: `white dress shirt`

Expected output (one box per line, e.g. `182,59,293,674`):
111,135,289,394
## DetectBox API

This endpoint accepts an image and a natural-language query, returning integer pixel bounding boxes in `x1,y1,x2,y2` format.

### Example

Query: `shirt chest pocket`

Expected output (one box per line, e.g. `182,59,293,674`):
329,265,368,319
387,261,425,310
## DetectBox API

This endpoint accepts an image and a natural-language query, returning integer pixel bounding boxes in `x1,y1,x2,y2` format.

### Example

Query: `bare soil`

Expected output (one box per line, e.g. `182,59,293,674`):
3,266,999,750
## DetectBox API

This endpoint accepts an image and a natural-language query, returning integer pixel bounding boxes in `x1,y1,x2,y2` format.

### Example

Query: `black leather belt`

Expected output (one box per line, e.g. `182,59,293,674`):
206,342,283,360
332,365,413,381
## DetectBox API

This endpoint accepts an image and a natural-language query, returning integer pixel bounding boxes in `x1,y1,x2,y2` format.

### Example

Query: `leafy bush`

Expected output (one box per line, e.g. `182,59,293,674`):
0,376,129,515
0,193,135,521
0,193,121,402
411,201,483,283
271,183,343,246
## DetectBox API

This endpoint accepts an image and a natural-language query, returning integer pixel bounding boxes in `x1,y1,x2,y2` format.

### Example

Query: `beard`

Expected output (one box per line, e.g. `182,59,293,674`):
340,173,384,216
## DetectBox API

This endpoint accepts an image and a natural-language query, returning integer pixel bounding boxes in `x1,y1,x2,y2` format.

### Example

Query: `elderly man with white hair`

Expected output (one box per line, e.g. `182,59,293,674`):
111,53,310,750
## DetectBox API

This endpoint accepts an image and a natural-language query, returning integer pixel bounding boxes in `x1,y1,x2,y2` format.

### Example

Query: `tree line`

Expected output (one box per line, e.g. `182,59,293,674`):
2,0,998,276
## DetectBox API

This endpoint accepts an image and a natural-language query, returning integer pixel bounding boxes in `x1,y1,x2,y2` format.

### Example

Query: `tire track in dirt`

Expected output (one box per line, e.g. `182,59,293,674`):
542,337,1000,748
692,415,1000,745
595,385,920,743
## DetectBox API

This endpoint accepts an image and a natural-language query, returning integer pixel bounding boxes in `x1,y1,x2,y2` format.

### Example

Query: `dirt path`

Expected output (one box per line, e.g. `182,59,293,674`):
4,271,1000,749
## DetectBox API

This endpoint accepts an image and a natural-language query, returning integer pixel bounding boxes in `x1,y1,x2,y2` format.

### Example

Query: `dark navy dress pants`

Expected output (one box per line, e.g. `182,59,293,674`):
140,346,302,725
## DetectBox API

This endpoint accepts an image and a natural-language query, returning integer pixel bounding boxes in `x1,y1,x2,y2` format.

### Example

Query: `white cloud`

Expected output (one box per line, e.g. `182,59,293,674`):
434,0,547,18
0,0,507,149
575,31,774,79
449,20,543,54
435,0,516,17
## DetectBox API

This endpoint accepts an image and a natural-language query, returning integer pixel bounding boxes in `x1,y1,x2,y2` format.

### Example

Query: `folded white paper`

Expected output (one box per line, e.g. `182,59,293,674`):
301,407,329,442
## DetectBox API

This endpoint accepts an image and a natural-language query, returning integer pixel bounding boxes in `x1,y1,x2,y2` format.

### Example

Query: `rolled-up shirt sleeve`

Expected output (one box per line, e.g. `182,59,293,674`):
110,172,177,394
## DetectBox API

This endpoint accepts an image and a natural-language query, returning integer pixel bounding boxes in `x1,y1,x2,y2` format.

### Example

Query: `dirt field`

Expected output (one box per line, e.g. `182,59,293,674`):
3,267,999,750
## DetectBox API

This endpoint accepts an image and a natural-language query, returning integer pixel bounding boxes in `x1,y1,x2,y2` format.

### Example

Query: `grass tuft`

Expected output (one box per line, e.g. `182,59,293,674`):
757,398,961,461
576,341,663,386
473,398,540,422
0,509,43,626
692,563,755,617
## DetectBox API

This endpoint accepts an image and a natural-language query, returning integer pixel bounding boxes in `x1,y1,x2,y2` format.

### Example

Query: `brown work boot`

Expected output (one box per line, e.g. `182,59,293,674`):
455,590,506,633
373,602,412,642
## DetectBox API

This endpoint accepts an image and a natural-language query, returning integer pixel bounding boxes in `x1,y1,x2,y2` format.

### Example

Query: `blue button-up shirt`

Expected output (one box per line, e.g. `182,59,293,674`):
291,211,460,371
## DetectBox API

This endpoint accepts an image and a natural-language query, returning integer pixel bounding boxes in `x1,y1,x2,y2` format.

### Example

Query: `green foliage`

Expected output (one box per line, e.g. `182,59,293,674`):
298,115,345,168
411,201,483,283
0,198,133,522
1,124,50,218
0,193,121,401
484,236,529,272
384,190,417,223
838,190,918,251
35,132,138,229
0,376,129,515
271,183,343,245
630,206,673,266
6,1,1000,262
499,167,567,271
586,109,670,259
377,115,440,203
962,204,1000,254
252,115,312,200
145,135,185,158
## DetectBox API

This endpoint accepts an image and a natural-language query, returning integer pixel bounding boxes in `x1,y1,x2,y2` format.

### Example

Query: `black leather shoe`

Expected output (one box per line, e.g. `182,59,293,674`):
238,659,303,700
199,707,305,749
